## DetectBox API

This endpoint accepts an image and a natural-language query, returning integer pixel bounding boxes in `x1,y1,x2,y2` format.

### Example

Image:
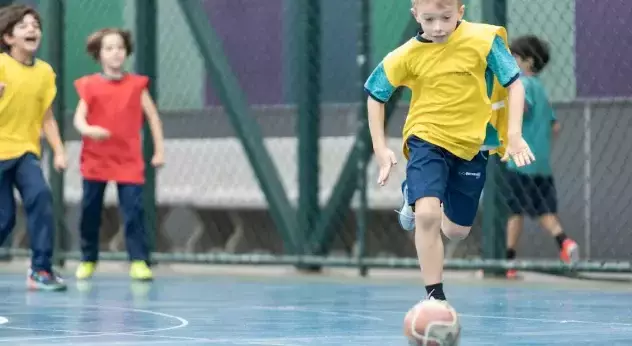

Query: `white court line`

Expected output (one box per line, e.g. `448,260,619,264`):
0,305,189,343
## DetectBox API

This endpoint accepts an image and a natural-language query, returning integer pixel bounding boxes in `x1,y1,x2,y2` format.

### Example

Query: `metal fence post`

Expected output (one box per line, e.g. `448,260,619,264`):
40,0,67,268
294,0,321,257
480,0,508,277
354,0,372,277
135,0,158,263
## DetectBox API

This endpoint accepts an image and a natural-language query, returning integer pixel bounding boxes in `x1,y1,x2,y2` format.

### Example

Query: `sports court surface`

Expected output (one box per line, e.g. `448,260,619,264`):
0,264,631,345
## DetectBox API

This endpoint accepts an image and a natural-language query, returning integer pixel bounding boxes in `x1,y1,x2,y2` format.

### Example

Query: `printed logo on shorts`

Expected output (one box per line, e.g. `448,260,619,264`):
459,171,482,179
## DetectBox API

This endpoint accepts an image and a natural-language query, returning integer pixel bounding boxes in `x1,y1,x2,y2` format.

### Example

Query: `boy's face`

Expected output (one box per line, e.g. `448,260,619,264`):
3,14,41,55
99,33,127,70
411,0,464,43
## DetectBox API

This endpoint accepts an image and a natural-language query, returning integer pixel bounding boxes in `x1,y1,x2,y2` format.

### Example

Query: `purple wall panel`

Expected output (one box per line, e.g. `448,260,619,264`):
203,0,284,105
575,0,632,97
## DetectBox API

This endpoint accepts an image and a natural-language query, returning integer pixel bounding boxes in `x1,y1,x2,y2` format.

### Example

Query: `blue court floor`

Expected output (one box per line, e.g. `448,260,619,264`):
0,272,631,345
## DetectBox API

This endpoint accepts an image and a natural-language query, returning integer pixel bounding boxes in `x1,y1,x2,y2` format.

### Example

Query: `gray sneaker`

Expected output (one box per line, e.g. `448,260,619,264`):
396,180,415,232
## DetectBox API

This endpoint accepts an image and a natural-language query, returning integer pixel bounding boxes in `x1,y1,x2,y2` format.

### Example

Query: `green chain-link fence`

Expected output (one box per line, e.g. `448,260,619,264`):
3,0,631,275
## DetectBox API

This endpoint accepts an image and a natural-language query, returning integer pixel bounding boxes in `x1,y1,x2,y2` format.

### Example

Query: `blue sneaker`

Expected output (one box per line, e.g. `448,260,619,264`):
396,180,415,232
27,269,67,291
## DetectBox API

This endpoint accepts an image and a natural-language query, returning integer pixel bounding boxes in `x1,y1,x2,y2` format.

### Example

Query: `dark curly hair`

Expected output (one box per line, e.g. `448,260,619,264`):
0,4,41,52
510,35,550,74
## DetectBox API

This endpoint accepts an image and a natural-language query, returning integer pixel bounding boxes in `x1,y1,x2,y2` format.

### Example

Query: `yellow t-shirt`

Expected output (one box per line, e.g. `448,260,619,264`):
374,21,512,161
0,53,57,160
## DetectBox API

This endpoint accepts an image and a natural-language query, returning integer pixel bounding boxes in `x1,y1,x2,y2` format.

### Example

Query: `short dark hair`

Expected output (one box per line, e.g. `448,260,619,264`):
510,35,550,74
0,4,41,52
86,27,133,61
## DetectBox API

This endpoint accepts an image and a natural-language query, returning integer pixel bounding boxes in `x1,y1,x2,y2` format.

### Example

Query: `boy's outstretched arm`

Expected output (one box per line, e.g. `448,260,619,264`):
367,97,397,186
364,59,406,186
42,107,67,171
487,35,534,167
506,79,526,139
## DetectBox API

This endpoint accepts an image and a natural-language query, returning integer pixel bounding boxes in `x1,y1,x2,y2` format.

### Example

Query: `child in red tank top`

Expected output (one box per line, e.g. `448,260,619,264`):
72,28,165,282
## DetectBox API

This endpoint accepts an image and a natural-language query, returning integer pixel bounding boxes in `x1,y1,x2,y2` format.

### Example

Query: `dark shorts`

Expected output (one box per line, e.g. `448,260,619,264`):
405,136,488,227
504,171,558,217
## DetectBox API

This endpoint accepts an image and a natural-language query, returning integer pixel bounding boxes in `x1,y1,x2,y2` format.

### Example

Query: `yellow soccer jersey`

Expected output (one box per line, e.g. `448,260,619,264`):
364,20,520,160
0,53,57,160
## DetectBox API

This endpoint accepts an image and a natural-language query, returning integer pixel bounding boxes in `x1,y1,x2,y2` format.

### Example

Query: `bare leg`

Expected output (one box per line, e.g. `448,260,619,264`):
538,213,579,263
538,213,563,236
506,215,524,252
414,197,444,288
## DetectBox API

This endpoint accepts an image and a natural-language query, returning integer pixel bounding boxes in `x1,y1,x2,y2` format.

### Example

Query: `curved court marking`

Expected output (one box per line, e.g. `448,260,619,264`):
251,305,384,321
0,304,188,343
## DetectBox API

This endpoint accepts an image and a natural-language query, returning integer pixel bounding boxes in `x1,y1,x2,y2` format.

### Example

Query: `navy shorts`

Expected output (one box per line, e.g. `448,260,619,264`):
406,136,488,227
504,171,558,217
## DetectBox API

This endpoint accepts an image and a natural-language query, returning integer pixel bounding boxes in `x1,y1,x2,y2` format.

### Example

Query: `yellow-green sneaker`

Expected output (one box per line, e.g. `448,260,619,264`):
129,261,153,281
75,262,97,280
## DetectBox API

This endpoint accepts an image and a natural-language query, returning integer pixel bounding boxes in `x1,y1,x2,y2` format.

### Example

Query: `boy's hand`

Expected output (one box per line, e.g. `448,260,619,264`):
83,126,111,141
151,152,165,168
552,121,561,137
502,136,535,167
53,152,67,171
375,147,397,186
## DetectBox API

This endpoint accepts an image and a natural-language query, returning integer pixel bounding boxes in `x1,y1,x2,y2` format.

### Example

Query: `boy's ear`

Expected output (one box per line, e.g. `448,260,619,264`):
411,7,420,22
2,33,14,47
458,4,465,20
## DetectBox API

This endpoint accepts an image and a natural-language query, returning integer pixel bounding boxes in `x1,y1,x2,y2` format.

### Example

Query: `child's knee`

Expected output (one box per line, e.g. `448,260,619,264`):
441,217,471,240
414,197,442,231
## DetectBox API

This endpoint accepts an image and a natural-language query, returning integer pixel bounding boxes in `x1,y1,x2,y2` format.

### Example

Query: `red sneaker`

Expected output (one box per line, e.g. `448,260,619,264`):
560,239,579,264
506,269,519,280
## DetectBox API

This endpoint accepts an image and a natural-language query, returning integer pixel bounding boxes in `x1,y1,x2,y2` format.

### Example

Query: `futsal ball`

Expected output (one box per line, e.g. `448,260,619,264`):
403,300,461,346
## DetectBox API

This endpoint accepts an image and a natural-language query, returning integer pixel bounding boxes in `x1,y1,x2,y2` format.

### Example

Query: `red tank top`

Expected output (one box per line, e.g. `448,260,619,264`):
74,73,149,184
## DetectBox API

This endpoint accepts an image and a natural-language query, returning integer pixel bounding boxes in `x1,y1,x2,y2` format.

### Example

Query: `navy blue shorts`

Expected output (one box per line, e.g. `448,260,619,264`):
405,136,488,227
503,171,558,217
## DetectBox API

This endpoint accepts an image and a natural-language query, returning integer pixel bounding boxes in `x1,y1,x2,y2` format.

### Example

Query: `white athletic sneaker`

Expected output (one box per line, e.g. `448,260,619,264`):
396,180,415,232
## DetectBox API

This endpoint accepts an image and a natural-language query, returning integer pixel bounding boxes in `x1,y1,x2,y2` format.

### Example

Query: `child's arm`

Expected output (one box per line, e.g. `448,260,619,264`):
506,79,526,140
487,35,534,167
72,99,89,133
42,107,67,171
364,51,408,185
551,105,561,139
73,99,110,140
140,89,165,167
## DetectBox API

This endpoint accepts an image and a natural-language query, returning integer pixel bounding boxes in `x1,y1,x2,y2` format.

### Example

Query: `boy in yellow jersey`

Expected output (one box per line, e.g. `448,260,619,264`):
0,5,67,291
365,0,534,335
